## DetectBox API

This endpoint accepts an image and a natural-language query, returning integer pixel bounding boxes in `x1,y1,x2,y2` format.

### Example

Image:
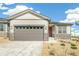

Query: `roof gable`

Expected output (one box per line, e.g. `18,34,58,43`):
7,9,50,21
15,12,42,19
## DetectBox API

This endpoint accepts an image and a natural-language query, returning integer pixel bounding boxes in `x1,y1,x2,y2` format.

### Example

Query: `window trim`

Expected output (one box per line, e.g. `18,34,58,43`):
0,24,4,31
62,26,67,33
58,26,67,34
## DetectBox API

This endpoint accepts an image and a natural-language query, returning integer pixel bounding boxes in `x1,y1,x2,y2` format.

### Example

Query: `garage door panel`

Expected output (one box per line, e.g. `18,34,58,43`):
14,26,44,41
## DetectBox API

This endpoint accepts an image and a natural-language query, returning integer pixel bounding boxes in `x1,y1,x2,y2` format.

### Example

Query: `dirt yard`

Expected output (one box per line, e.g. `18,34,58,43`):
1,37,79,56
42,40,79,56
0,37,9,43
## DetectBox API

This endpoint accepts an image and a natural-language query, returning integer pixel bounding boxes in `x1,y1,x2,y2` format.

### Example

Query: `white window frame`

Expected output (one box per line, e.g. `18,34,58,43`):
0,24,4,31
58,26,67,34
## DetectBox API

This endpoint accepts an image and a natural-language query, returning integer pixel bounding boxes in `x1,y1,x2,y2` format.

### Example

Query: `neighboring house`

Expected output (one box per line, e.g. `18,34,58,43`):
0,9,72,41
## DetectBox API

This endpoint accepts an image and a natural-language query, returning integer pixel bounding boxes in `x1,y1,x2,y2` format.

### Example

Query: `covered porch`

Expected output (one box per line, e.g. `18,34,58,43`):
48,23,71,40
48,24,55,37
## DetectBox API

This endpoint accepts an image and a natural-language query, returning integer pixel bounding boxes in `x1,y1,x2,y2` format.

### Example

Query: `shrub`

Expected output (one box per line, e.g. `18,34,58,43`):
71,46,77,49
72,39,76,41
48,46,50,49
50,43,53,46
76,39,79,42
60,43,65,46
71,43,76,46
49,51,55,55
49,52,55,55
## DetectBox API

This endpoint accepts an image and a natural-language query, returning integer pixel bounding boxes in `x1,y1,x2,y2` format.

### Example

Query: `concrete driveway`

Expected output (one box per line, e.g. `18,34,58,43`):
0,41,43,56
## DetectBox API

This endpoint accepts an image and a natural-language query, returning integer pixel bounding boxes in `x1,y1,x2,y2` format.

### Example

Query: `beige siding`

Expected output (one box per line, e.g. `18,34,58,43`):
9,12,49,40
55,25,71,34
55,34,71,40
54,25,58,34
15,13,42,19
67,26,71,34
10,20,48,33
52,25,71,40
4,24,8,33
52,25,56,36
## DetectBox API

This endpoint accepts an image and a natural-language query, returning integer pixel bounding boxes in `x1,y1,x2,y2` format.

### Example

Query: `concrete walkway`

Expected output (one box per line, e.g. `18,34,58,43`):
0,41,43,56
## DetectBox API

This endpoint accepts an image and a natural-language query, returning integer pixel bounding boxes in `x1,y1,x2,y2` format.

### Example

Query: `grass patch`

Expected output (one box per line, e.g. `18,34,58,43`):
71,46,77,49
60,43,65,46
49,50,55,56
71,43,76,46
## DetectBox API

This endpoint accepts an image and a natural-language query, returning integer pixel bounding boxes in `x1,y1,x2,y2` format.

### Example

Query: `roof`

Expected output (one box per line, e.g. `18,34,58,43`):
51,22,73,26
0,9,73,26
6,9,50,21
0,18,8,23
0,20,8,23
0,18,6,20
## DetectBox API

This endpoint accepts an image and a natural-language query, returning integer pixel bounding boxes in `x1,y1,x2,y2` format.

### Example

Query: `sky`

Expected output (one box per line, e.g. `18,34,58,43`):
0,3,79,36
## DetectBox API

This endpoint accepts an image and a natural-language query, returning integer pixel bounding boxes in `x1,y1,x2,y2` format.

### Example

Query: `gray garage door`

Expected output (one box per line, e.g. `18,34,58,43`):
14,26,44,41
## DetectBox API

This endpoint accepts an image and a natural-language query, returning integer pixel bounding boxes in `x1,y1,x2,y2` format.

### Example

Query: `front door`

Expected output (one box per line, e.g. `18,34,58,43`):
49,27,52,37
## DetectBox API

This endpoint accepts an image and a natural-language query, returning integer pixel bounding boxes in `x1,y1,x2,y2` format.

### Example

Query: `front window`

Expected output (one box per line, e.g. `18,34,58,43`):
0,24,4,31
62,26,66,33
58,26,67,33
58,26,62,33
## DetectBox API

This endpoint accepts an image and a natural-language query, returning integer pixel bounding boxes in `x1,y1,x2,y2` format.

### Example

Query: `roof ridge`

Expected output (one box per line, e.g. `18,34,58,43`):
6,9,50,21
6,9,31,19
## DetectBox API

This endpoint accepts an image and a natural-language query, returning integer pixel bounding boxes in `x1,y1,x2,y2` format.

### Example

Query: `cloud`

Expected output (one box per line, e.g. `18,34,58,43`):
3,5,34,15
71,28,79,36
36,11,40,13
4,3,15,5
70,24,79,36
0,3,15,5
60,7,79,23
65,8,79,14
60,7,79,36
0,3,9,10
0,0,30,3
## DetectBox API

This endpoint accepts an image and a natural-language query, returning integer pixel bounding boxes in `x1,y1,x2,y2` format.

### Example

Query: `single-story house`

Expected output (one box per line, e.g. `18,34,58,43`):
0,9,72,41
